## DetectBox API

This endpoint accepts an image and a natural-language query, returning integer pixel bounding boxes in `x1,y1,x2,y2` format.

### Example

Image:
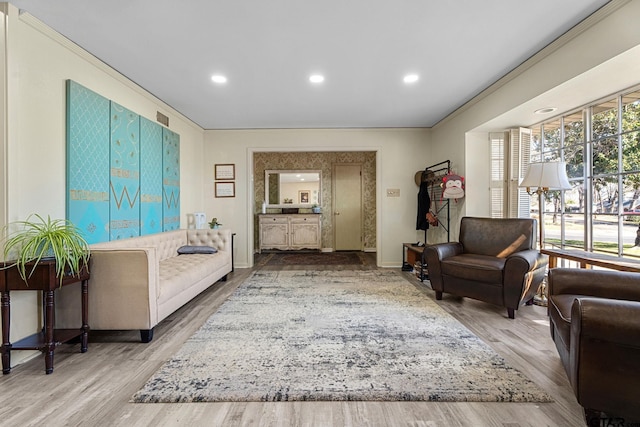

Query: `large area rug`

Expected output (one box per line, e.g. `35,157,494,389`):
132,270,552,403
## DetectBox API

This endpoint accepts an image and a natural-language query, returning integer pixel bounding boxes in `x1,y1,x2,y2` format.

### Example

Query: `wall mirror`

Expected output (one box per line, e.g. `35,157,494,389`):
265,170,321,207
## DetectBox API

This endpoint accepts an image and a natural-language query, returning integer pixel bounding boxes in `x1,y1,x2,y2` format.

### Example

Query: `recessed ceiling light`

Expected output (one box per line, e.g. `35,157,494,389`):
309,74,325,83
211,74,227,84
403,74,419,84
534,107,557,114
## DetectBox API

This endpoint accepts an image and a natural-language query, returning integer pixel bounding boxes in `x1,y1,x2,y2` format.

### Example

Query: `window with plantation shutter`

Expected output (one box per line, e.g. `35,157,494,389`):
509,128,532,218
490,132,507,218
490,128,531,218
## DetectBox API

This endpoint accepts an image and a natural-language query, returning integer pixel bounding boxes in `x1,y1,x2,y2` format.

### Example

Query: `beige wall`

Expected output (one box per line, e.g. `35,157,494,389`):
204,128,431,268
1,5,205,365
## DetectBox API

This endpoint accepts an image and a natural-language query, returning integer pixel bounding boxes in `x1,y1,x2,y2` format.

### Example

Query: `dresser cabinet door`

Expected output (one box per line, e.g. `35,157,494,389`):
260,216,289,250
290,216,320,249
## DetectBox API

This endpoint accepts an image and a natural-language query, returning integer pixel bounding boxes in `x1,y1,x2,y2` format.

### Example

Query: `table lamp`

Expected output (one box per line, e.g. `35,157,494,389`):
519,161,571,305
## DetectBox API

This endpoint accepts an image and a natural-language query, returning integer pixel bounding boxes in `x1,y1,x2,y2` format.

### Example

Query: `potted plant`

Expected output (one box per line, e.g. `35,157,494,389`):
1,214,90,284
208,217,222,229
312,204,321,214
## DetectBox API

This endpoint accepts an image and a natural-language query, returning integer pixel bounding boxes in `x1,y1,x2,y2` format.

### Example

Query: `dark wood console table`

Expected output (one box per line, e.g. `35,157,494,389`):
541,248,640,272
1,259,90,374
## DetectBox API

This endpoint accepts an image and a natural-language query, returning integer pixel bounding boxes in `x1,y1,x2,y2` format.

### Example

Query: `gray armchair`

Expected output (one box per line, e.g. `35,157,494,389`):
548,268,640,424
424,217,548,319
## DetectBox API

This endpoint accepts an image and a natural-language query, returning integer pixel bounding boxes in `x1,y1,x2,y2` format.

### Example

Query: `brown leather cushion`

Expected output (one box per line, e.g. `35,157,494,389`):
441,254,505,283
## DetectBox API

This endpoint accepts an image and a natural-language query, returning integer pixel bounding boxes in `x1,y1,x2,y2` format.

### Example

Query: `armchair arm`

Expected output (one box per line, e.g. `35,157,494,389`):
424,242,463,291
425,242,463,261
569,297,640,418
505,249,547,271
549,268,640,301
503,249,548,306
572,297,640,346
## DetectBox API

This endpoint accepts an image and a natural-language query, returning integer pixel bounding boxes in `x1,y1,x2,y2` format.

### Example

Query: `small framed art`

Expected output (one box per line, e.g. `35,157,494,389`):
298,190,310,204
215,181,235,198
215,164,235,180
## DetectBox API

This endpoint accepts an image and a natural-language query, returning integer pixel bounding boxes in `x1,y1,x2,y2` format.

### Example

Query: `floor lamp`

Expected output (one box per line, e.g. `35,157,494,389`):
519,161,571,306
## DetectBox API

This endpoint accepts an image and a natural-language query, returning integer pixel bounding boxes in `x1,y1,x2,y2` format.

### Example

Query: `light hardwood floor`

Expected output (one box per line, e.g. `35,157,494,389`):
0,256,587,427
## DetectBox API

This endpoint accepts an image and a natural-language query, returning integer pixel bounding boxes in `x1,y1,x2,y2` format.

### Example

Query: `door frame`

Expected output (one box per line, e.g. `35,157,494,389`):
247,147,381,268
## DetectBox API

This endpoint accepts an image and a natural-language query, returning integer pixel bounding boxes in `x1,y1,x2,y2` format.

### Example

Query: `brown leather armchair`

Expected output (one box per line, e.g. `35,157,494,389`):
548,268,640,424
424,217,547,319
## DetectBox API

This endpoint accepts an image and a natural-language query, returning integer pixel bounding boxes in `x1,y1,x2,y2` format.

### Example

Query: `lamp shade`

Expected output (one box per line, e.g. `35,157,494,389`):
519,161,571,190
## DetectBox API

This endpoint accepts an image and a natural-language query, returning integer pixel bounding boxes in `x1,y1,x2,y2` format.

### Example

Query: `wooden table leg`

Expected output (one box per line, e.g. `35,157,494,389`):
1,291,11,374
80,279,89,353
43,290,55,374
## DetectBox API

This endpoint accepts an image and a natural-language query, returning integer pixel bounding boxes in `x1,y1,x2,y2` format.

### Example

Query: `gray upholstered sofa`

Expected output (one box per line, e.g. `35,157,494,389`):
424,217,547,319
57,228,233,342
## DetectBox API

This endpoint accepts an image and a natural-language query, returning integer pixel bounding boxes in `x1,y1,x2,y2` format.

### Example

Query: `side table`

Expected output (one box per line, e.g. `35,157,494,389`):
1,259,90,374
402,243,428,281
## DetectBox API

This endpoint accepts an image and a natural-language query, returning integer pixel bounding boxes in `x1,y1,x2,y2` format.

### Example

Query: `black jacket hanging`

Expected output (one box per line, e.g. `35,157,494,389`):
416,180,431,230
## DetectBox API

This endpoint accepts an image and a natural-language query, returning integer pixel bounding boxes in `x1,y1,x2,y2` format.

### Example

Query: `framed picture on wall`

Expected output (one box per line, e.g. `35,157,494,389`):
215,164,235,180
298,190,310,204
215,181,235,198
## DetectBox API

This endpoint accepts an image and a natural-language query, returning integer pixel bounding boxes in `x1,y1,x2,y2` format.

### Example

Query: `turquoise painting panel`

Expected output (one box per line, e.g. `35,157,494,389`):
162,128,180,231
140,117,163,235
66,80,110,244
110,102,140,240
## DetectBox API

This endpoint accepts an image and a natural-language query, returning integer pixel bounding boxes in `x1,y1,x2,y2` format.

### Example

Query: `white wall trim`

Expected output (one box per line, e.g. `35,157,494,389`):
0,5,8,234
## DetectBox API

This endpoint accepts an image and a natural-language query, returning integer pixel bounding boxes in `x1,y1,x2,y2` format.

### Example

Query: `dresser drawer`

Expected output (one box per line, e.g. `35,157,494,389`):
260,216,288,224
289,215,319,224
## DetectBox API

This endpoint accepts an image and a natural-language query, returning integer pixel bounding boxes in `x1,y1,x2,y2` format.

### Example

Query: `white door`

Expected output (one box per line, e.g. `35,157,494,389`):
333,164,363,251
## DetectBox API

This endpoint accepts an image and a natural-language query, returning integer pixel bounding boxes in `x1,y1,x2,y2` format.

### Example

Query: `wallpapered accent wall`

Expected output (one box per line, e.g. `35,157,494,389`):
66,80,180,244
254,151,376,251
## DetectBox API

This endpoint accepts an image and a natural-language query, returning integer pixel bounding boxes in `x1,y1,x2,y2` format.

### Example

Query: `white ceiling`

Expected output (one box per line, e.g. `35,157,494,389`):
11,0,611,130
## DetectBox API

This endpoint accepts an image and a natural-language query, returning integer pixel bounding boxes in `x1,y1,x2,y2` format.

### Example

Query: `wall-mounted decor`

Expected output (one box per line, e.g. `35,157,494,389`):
66,80,180,243
162,128,180,231
215,182,235,198
215,164,235,180
140,117,164,236
66,81,110,244
110,102,140,240
298,190,310,204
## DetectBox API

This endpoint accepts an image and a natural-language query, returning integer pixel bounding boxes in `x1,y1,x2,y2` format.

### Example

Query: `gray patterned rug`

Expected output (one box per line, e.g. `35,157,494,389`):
132,270,552,403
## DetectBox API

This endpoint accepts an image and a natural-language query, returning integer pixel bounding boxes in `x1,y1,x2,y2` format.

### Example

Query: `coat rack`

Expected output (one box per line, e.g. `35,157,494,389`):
421,159,451,243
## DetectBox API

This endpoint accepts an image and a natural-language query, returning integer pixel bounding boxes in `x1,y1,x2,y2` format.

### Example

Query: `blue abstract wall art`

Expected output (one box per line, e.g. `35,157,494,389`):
66,80,180,243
